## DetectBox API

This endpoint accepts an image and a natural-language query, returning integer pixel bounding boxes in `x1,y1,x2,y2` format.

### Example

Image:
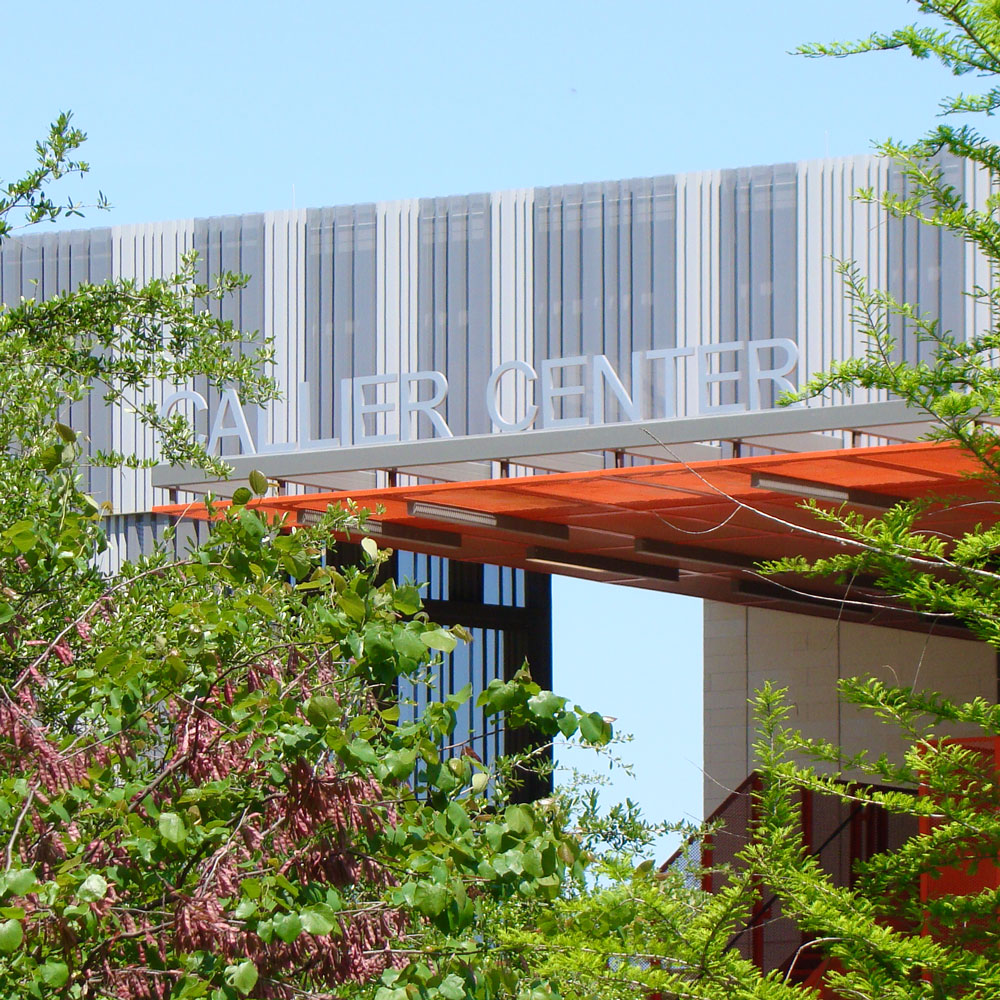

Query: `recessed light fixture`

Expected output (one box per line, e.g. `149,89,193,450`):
407,501,568,539
524,546,679,583
751,473,850,503
296,509,326,527
751,473,902,509
634,538,757,571
407,501,497,527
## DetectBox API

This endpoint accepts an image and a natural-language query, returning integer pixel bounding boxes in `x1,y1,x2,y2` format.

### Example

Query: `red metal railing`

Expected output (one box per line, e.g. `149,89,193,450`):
664,773,918,982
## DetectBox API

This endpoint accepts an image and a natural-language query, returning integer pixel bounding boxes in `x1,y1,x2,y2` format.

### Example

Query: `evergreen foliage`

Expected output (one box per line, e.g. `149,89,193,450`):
491,4,1000,998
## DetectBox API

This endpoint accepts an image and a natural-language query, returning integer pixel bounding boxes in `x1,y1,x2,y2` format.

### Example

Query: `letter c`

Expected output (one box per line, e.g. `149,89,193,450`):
487,360,538,433
159,390,209,446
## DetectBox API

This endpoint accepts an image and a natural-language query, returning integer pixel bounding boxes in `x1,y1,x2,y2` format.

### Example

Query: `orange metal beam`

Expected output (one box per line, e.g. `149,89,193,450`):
153,442,991,634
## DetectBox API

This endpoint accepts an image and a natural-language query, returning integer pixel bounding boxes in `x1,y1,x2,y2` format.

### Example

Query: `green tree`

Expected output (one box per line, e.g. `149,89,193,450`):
486,4,1000,999
0,117,613,999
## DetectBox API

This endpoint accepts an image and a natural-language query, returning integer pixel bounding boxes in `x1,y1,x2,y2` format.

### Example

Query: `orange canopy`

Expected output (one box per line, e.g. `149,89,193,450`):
154,441,994,635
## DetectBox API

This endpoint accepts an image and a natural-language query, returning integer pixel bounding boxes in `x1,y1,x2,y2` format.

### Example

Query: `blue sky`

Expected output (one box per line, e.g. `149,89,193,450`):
4,0,959,848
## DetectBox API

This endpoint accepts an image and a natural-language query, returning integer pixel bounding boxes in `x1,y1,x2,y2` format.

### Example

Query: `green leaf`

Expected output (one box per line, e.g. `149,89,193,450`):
477,678,526,714
305,695,341,727
522,848,544,876
555,711,578,738
387,748,418,779
7,527,36,554
226,960,259,995
238,507,267,542
415,883,448,916
246,593,276,617
395,626,428,660
240,877,262,900
40,962,69,988
299,905,337,936
4,869,35,896
438,973,466,1000
78,873,108,902
282,550,312,579
578,711,611,745
79,492,101,516
447,800,471,831
348,738,377,764
275,912,302,943
527,690,565,719
392,585,422,615
338,590,366,621
0,919,22,952
361,536,378,560
39,444,63,472
158,812,187,844
505,805,532,835
231,486,253,505
248,469,269,495
420,628,458,653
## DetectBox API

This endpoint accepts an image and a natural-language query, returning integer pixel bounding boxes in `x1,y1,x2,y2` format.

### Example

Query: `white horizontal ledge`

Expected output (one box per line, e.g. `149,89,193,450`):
152,400,928,491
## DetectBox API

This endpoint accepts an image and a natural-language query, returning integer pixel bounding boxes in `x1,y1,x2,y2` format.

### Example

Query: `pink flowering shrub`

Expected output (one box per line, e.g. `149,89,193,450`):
0,498,598,999
0,124,606,997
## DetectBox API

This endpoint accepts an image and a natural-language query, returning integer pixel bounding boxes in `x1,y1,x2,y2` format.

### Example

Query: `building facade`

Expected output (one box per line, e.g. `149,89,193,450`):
2,153,992,811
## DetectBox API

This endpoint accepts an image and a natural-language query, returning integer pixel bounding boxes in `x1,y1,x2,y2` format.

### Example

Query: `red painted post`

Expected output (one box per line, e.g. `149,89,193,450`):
919,736,1000,948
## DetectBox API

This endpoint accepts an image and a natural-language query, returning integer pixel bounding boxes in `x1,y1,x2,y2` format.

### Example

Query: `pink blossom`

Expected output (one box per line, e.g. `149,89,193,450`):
52,641,74,665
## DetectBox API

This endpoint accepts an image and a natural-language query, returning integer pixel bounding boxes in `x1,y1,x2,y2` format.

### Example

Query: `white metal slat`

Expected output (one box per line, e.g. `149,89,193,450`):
520,190,534,427
263,213,285,450
262,213,284,452
830,160,845,391
490,189,532,429
407,200,420,401
843,160,868,401
260,210,308,455
375,204,388,438
490,192,504,420
802,160,823,391
965,158,994,342
291,210,308,452
142,221,178,512
705,171,721,350
405,199,421,426
501,192,516,424
384,201,401,439
673,174,690,415
679,172,704,417
795,159,812,394
110,226,135,515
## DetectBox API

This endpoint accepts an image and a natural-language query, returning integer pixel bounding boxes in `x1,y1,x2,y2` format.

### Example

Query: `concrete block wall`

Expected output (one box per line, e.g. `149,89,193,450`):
703,601,996,814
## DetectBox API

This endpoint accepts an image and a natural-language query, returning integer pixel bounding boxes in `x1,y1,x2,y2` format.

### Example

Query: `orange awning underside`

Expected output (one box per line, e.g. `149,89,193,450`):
153,442,996,636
